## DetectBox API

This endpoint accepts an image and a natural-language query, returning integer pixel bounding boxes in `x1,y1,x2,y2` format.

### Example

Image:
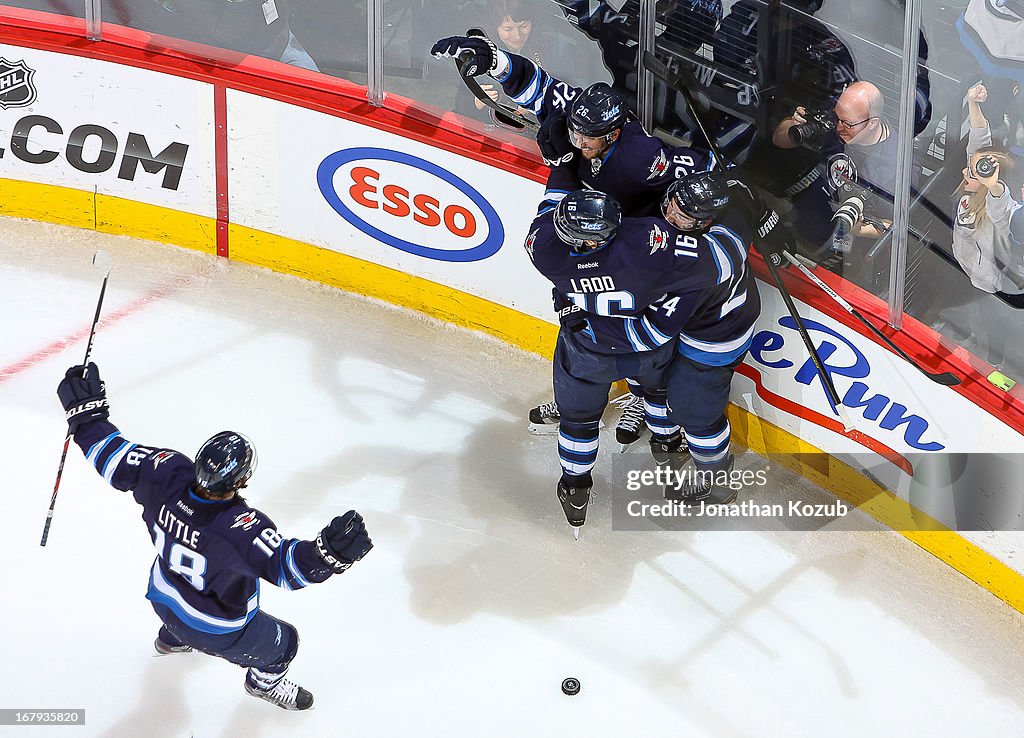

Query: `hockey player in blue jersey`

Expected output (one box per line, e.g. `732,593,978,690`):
657,171,784,504
431,31,714,218
526,186,695,535
431,31,716,442
57,363,373,711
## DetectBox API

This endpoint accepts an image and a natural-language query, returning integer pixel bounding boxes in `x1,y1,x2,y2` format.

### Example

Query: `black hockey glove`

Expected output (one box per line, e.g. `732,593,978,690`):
316,510,373,573
57,362,109,432
552,289,588,333
754,208,792,269
430,33,498,77
537,112,574,167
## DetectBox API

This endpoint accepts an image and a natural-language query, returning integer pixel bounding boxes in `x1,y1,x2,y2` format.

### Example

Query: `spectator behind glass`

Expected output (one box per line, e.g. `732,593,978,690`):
558,0,720,120
450,0,588,129
957,0,1024,151
727,1,857,196
770,80,914,280
953,83,1024,298
136,0,319,71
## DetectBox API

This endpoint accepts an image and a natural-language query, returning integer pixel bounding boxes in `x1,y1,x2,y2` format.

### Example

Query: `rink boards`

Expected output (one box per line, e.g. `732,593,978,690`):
1,34,1022,608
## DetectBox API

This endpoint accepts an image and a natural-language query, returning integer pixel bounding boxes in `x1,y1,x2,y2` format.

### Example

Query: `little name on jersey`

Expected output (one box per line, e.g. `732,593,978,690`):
158,504,201,548
570,276,615,293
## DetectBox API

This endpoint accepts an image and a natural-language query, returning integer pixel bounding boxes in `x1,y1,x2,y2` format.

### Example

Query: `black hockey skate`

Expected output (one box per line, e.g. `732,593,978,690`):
648,432,689,465
556,477,592,539
154,626,193,655
528,400,560,435
665,455,737,506
613,392,646,449
244,675,314,711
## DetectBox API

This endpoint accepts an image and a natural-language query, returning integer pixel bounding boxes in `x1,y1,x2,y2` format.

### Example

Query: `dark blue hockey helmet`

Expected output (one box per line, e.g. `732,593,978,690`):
194,431,257,496
662,170,730,229
567,83,629,139
553,189,622,253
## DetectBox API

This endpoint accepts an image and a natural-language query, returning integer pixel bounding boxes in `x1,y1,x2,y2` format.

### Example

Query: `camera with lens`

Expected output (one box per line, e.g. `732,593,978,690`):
975,155,997,178
787,108,837,148
832,190,865,236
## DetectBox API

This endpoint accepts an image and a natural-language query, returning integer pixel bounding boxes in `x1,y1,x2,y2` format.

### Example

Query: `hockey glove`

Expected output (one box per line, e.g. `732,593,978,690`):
537,112,574,167
754,208,792,269
57,362,109,432
552,289,588,333
316,510,373,573
430,33,498,77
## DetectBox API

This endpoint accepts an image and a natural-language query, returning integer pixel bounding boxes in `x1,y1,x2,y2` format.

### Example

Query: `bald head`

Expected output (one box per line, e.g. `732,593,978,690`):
835,81,885,144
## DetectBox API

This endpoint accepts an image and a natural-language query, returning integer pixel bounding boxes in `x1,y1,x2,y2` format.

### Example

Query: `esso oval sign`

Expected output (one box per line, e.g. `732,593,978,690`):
317,147,504,262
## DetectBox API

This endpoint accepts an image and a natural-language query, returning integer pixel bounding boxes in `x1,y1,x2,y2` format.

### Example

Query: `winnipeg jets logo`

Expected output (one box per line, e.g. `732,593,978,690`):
826,153,858,194
649,225,670,254
151,450,175,469
647,151,669,181
524,229,538,261
0,58,37,109
231,511,260,530
956,195,977,228
601,104,622,122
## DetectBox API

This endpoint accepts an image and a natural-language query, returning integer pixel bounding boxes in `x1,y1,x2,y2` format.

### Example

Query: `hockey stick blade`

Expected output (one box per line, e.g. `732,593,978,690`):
93,249,113,275
454,49,538,132
783,251,961,386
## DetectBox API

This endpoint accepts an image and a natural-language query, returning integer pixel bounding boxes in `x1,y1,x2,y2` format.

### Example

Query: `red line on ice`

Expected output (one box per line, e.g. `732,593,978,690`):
0,273,196,383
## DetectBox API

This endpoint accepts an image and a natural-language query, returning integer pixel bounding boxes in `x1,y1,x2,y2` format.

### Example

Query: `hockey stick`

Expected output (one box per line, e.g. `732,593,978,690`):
454,30,539,132
782,251,961,386
642,50,853,428
40,250,113,547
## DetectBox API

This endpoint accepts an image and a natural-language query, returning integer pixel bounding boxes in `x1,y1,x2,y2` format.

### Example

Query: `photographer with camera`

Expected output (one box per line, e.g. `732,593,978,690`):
770,81,904,275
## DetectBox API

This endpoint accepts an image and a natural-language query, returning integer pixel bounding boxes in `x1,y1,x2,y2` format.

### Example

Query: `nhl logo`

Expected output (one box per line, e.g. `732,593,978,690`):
0,58,37,109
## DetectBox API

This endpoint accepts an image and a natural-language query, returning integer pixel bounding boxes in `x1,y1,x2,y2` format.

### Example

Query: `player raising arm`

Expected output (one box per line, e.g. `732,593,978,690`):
431,31,716,217
57,362,372,711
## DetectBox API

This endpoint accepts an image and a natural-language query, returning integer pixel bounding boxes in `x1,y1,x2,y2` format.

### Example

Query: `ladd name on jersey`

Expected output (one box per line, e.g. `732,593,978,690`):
570,276,616,293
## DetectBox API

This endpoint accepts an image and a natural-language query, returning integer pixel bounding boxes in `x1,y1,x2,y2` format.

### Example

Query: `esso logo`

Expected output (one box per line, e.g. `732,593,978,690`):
317,147,504,262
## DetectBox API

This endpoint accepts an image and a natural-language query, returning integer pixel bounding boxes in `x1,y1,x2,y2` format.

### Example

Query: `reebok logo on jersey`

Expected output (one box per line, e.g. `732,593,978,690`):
176,500,195,516
577,261,599,269
231,511,260,531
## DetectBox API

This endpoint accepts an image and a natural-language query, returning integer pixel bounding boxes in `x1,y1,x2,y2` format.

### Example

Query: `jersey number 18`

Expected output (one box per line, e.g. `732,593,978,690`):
151,524,207,591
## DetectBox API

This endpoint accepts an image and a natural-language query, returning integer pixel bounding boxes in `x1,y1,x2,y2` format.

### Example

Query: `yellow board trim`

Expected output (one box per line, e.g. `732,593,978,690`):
228,223,558,357
3,181,1021,614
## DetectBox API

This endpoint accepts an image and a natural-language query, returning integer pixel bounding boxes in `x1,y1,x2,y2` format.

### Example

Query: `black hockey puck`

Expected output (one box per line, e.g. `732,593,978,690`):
561,677,581,695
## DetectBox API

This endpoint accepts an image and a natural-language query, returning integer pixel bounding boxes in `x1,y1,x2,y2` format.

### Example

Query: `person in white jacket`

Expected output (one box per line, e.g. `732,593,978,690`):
953,83,1024,296
948,83,1024,365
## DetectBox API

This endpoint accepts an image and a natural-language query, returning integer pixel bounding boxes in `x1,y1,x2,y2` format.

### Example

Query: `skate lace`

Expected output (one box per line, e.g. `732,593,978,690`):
612,393,645,432
265,678,300,707
536,400,559,419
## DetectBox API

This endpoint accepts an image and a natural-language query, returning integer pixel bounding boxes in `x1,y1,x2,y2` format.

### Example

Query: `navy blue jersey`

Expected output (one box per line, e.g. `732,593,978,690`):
492,51,715,216
526,190,760,361
72,419,334,635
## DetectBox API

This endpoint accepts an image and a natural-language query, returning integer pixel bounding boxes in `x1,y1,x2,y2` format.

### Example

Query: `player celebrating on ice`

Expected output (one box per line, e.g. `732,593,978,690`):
57,362,373,711
431,30,716,445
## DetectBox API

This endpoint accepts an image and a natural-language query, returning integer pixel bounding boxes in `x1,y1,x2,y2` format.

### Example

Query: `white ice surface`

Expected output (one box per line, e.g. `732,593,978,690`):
2,217,1024,737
